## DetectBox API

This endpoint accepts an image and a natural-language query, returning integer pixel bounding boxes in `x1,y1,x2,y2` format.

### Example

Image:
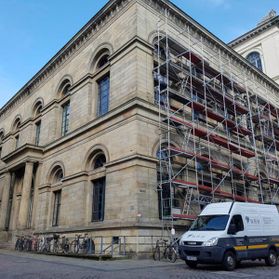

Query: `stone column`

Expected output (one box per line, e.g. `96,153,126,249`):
31,163,42,229
0,173,11,230
17,162,34,230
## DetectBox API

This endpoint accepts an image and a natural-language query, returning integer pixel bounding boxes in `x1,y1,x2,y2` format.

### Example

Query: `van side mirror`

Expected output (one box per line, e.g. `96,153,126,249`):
228,224,237,235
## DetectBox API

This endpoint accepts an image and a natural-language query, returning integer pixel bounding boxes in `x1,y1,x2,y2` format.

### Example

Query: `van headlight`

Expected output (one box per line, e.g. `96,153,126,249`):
202,237,218,247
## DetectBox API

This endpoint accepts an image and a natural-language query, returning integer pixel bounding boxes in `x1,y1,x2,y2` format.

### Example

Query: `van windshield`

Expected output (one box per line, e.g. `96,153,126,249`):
190,215,229,231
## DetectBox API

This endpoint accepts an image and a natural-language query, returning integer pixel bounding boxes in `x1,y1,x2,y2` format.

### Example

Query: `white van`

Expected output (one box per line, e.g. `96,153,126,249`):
179,202,279,271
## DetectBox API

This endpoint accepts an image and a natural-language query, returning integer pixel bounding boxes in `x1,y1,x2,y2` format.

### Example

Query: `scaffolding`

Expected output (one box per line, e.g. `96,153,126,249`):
154,17,279,236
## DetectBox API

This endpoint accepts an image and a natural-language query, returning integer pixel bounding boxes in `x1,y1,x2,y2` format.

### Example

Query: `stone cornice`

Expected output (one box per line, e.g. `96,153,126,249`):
229,15,279,47
1,144,44,165
140,0,279,94
0,96,159,173
0,0,131,120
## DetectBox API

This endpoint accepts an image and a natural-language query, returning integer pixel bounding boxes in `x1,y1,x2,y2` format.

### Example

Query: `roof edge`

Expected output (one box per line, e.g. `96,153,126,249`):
0,0,127,118
228,15,279,47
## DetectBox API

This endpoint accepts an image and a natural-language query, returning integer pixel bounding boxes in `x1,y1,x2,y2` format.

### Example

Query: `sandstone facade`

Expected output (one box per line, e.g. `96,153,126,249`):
0,0,279,257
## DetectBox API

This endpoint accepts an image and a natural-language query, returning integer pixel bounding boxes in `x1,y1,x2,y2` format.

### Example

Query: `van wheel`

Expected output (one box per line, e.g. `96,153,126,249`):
185,260,198,269
223,251,236,271
265,249,277,266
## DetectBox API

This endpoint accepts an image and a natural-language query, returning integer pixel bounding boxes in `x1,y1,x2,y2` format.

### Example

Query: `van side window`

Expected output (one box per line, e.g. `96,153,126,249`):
230,215,244,232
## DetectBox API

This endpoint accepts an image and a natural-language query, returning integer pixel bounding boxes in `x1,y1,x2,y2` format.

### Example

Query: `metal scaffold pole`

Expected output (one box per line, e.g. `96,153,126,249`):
154,12,279,240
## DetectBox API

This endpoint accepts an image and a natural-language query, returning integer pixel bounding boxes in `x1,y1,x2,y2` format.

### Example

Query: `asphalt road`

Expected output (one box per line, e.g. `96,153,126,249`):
0,250,279,279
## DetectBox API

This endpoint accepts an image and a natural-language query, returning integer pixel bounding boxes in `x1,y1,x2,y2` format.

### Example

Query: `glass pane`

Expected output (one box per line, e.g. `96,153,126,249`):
190,215,229,231
98,76,110,116
62,102,70,135
52,190,61,226
92,178,106,221
247,52,262,71
35,122,41,145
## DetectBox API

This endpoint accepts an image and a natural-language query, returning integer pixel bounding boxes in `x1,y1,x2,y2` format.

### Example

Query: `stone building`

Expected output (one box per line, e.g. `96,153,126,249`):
0,0,279,257
230,10,279,84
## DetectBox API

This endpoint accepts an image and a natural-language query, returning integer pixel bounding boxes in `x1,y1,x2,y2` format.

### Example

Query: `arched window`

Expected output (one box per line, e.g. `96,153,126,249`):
156,143,172,219
33,100,43,145
12,117,21,149
97,54,109,69
33,100,43,117
49,165,64,227
246,52,263,71
86,148,108,222
58,79,71,97
13,117,21,132
153,36,166,59
51,167,64,184
92,49,111,117
93,153,106,169
0,130,4,159
57,79,72,136
0,130,4,143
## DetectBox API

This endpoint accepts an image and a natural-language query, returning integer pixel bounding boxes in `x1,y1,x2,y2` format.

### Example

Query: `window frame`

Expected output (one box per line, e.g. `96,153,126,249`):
97,75,110,117
92,178,106,222
61,101,70,136
35,121,41,146
228,214,244,233
246,51,263,71
15,135,20,149
52,190,62,227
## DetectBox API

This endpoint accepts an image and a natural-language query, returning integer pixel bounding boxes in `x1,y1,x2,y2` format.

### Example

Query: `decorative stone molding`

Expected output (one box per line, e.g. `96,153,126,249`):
229,16,279,47
139,0,279,95
0,0,131,120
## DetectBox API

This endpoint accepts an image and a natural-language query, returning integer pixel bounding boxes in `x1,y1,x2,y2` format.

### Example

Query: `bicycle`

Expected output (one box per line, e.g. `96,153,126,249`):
15,235,24,251
61,235,70,254
52,234,70,254
153,239,168,261
164,238,179,263
70,234,84,254
153,238,178,263
38,235,53,253
70,234,92,254
31,235,39,252
52,234,61,254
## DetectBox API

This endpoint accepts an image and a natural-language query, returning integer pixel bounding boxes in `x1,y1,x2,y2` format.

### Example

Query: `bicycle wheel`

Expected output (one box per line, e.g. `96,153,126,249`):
15,239,19,250
153,246,160,261
165,246,177,263
70,240,79,254
53,242,59,254
63,243,70,254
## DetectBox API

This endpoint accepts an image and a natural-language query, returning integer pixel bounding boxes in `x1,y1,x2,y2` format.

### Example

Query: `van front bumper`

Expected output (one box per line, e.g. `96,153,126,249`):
179,245,225,264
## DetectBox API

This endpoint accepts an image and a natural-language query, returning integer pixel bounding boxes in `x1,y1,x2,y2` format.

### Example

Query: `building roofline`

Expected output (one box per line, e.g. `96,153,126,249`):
0,0,127,117
228,15,279,47
158,0,279,91
1,0,279,118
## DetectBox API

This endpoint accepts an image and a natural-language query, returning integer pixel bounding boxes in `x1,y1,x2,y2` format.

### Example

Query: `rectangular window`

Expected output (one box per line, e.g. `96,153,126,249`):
98,76,110,116
35,121,41,146
62,102,70,136
15,135,19,149
52,190,61,227
92,178,106,222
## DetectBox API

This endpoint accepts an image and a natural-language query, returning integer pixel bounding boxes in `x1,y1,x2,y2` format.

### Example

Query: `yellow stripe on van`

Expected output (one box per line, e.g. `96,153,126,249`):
234,246,247,251
247,244,268,249
275,243,279,247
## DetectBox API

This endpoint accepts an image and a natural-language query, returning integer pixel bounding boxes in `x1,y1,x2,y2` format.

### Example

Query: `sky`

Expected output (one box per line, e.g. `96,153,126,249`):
0,0,278,109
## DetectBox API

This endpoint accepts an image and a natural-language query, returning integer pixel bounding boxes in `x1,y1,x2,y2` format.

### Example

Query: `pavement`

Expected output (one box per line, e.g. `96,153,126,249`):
0,249,279,279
